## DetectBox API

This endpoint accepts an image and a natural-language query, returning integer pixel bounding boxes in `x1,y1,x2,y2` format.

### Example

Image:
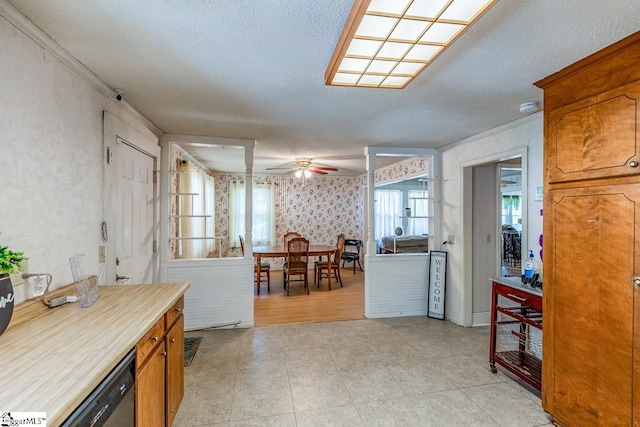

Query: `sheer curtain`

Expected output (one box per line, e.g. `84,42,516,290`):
204,174,215,256
374,189,401,242
228,181,275,248
228,180,245,249
178,160,215,259
406,189,429,235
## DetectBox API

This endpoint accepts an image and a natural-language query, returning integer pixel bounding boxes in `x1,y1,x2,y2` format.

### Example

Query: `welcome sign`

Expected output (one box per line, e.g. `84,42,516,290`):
428,251,447,320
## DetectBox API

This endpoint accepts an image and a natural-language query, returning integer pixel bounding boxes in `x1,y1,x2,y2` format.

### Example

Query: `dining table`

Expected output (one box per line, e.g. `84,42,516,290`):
252,245,337,295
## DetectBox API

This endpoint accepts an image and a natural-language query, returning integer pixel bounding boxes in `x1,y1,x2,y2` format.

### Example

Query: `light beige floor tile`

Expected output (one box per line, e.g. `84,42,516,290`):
228,413,297,427
289,370,353,412
239,327,284,355
185,356,238,388
356,389,499,427
174,382,234,426
338,361,406,404
462,382,551,427
384,357,458,395
296,405,364,427
430,352,509,388
230,375,294,421
330,344,380,368
284,347,338,377
236,350,288,381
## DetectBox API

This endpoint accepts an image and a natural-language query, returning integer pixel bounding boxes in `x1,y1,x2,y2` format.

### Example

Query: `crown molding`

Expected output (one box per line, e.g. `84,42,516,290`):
439,112,542,153
0,0,163,136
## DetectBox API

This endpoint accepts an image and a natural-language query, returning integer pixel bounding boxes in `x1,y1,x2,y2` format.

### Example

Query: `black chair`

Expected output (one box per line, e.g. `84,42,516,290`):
341,239,363,273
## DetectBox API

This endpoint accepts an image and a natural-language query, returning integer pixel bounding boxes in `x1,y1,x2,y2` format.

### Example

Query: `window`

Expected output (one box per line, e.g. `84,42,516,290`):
374,188,402,241
406,189,429,235
229,181,275,248
174,160,215,259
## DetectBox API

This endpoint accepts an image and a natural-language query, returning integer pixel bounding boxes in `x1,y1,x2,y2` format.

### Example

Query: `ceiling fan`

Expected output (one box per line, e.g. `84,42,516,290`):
266,157,338,178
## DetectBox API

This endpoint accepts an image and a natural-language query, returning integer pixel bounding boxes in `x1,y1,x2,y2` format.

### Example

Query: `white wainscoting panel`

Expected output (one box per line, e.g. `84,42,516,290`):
164,258,254,330
364,254,431,318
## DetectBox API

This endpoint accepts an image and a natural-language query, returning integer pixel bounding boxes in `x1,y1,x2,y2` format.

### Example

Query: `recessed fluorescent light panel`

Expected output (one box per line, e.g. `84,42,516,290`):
325,0,499,88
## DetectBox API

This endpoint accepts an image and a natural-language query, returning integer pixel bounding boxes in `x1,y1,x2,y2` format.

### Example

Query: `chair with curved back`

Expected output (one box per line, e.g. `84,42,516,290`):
315,234,344,290
284,237,310,295
239,235,270,294
282,231,301,285
341,239,363,273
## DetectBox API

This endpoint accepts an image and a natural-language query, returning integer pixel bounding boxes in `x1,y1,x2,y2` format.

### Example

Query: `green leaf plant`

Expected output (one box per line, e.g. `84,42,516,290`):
0,239,28,275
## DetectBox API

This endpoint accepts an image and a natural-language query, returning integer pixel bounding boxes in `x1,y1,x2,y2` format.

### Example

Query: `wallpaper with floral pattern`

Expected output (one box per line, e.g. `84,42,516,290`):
215,174,364,268
375,156,429,185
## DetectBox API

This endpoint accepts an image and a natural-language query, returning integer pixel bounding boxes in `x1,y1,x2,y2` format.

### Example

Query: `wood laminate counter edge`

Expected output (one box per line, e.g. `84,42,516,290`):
0,282,190,426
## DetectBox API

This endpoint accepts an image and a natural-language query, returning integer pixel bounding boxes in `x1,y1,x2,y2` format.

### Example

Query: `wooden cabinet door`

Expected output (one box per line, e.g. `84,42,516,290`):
547,81,640,183
543,183,638,426
165,315,184,427
136,341,166,427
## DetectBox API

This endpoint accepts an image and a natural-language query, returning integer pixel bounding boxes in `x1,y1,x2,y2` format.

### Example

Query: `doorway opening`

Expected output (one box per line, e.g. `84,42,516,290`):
464,150,527,327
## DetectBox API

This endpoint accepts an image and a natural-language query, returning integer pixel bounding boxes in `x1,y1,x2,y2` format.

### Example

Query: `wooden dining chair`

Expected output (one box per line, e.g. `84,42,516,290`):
282,231,301,285
315,234,344,290
239,235,270,293
284,237,310,295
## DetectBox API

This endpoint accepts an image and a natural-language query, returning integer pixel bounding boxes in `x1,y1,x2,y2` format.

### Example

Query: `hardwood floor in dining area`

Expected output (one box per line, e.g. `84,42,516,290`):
254,268,365,326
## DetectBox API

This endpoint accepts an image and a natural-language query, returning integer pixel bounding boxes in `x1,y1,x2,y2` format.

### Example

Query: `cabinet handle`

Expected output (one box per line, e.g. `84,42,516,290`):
162,351,167,357
152,336,158,342
634,278,640,286
176,308,182,313
170,338,175,343
507,293,527,302
629,161,639,167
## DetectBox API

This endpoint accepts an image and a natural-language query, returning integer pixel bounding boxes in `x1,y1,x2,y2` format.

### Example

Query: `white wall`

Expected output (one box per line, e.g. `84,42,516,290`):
439,114,543,326
0,14,158,300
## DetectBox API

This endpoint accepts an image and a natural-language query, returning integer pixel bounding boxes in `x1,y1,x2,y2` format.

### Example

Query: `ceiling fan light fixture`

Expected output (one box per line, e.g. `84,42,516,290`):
295,169,303,178
304,170,312,178
325,0,500,89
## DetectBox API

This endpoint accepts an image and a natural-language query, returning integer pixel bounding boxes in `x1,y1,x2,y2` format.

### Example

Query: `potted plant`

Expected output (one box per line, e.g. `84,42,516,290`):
0,240,27,336
395,226,403,236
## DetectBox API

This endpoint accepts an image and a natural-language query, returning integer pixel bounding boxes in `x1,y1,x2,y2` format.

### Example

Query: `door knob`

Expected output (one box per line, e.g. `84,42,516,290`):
116,274,130,282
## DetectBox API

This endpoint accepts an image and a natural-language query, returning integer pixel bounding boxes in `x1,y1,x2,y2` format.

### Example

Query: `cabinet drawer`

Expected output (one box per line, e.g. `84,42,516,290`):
494,282,541,310
136,318,165,370
165,296,184,329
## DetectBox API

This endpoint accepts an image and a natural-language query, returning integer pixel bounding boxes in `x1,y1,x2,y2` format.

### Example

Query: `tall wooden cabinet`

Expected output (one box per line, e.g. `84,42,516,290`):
535,31,640,427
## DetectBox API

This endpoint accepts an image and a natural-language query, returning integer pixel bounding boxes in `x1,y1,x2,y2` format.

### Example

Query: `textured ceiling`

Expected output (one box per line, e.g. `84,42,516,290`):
7,0,640,175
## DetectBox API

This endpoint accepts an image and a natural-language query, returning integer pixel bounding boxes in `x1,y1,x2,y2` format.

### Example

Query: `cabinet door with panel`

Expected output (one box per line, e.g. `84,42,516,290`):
544,183,639,426
136,341,166,427
547,81,640,183
165,314,184,427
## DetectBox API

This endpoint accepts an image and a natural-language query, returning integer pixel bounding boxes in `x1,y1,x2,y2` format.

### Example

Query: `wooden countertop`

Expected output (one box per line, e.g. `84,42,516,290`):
0,282,190,426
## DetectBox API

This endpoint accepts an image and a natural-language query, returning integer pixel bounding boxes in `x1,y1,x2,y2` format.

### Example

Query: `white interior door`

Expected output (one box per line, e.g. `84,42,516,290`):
115,138,155,284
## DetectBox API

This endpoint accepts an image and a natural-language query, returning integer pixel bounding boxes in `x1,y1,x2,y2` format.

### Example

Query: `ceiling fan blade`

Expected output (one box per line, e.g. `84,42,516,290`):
266,167,294,170
310,169,328,175
311,166,338,171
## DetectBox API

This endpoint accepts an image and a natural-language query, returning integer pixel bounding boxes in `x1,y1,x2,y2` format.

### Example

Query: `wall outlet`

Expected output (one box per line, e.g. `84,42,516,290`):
98,245,106,263
447,235,455,245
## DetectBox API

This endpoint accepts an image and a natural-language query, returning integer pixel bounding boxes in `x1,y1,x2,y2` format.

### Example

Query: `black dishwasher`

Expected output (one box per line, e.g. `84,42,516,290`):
61,348,136,427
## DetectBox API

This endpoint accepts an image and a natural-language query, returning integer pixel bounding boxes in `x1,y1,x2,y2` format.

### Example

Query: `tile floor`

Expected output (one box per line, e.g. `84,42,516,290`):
175,316,552,426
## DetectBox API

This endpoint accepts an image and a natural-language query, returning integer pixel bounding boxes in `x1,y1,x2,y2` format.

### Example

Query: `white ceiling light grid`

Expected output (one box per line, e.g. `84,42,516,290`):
326,0,499,89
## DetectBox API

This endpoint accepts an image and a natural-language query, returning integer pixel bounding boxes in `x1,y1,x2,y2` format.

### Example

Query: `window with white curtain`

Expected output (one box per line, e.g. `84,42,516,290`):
374,189,402,242
228,181,275,249
406,189,429,235
176,160,215,259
